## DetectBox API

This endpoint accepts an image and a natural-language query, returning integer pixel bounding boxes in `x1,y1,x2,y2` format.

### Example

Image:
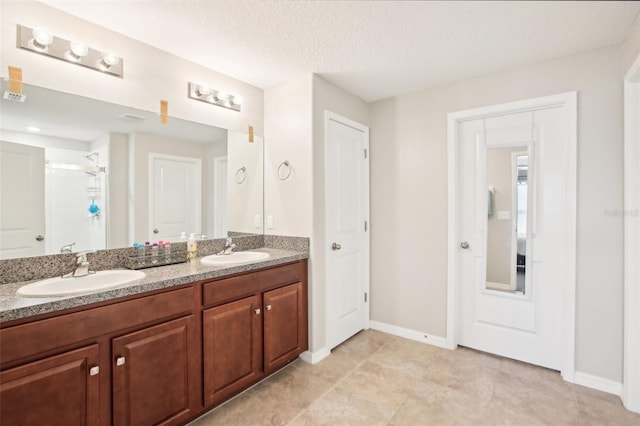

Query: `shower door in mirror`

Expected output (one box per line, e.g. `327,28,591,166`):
458,106,570,370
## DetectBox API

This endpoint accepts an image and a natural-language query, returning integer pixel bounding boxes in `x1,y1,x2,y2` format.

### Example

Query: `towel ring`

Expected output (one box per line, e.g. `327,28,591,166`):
235,166,247,184
277,160,292,181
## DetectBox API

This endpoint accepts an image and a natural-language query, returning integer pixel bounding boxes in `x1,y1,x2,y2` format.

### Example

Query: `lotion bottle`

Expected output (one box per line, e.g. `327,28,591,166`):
187,233,197,261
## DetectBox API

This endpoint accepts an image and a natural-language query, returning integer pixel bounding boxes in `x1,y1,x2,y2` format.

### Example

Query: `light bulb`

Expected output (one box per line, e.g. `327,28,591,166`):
215,90,228,103
31,27,53,51
98,52,120,70
70,41,88,57
231,95,243,106
197,85,212,96
65,41,88,62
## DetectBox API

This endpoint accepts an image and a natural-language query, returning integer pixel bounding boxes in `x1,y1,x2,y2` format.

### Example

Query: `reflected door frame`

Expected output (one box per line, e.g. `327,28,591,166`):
446,92,577,381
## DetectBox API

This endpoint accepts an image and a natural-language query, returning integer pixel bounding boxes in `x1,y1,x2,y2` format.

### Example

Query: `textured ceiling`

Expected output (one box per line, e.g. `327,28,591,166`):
40,0,640,102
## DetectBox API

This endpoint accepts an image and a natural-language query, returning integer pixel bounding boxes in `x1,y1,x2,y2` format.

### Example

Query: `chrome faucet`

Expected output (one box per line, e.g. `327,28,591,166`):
217,237,236,255
63,251,96,278
60,242,76,254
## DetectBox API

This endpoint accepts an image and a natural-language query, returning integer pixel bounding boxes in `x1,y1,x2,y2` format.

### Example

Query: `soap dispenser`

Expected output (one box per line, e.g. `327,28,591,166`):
187,233,198,261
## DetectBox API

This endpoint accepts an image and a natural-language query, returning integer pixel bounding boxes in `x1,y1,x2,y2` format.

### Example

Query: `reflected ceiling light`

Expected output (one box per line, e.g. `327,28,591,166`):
187,82,242,112
17,24,124,78
26,126,41,132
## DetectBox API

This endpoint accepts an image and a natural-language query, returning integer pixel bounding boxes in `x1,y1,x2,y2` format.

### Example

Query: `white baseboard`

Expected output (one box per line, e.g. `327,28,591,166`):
369,320,453,350
574,371,622,396
299,347,330,364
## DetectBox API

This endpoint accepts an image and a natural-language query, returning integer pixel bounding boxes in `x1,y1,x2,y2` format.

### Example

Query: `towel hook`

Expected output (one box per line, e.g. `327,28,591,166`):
277,160,292,181
235,166,247,184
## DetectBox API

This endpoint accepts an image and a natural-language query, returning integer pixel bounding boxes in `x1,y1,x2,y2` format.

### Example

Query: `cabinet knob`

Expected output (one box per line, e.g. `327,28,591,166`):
89,366,100,376
265,304,272,311
116,356,126,366
254,308,261,315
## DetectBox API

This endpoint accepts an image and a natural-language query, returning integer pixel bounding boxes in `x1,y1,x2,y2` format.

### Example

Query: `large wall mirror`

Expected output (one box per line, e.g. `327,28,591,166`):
0,81,263,260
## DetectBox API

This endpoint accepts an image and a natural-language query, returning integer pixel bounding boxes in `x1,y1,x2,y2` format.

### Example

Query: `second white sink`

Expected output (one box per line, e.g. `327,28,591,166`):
17,270,146,297
200,251,269,266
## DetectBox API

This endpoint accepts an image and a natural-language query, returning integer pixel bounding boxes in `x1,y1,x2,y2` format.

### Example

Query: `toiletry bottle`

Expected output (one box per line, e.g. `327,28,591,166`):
136,243,146,266
164,242,172,261
151,243,159,264
187,233,197,261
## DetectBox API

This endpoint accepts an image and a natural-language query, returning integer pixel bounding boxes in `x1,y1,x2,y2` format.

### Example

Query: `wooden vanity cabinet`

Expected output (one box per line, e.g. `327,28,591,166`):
0,286,198,426
112,315,197,426
203,295,263,406
0,345,100,426
202,261,308,407
0,259,308,425
263,281,306,373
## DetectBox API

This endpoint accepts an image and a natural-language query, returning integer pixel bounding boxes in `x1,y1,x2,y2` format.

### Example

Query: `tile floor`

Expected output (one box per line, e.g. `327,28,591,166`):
189,330,640,425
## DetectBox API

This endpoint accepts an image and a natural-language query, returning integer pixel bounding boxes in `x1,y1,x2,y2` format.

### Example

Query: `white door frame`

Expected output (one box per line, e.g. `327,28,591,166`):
447,92,577,381
324,110,370,350
623,52,640,413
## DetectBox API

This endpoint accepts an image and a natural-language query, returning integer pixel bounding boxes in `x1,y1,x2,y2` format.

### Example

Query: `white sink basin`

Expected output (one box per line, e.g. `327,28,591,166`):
200,251,269,266
17,270,146,297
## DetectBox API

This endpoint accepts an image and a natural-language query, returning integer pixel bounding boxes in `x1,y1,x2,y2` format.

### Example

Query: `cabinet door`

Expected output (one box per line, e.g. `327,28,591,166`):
112,316,196,426
0,345,100,426
264,282,307,373
203,294,262,406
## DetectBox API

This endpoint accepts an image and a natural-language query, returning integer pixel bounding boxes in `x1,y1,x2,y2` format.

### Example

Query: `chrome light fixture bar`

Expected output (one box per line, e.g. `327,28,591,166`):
188,82,242,112
16,24,123,78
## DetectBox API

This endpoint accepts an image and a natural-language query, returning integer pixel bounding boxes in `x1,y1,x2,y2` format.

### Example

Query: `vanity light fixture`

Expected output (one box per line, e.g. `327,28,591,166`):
17,24,124,78
188,82,242,112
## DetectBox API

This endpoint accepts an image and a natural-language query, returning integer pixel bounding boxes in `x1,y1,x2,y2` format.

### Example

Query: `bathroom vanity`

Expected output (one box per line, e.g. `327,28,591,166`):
0,253,308,426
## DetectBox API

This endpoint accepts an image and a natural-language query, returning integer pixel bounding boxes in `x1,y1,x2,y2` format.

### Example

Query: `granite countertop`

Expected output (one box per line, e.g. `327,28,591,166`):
0,248,307,324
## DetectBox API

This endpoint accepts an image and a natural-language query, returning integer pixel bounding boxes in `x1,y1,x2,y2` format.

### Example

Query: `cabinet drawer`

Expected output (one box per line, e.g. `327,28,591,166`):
258,262,304,289
202,261,304,307
1,287,194,367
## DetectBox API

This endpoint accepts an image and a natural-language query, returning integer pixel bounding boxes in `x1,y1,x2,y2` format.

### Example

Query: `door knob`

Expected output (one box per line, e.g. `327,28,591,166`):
332,243,341,251
460,241,470,249
35,235,44,241
153,228,159,234
254,308,261,315
265,304,272,311
115,356,126,366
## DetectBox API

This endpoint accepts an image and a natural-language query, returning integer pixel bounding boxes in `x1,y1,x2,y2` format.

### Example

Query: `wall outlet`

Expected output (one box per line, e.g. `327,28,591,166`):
498,210,511,220
267,215,274,229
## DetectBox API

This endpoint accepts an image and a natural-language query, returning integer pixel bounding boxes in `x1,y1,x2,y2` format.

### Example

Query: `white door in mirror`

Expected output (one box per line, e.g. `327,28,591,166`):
17,270,146,297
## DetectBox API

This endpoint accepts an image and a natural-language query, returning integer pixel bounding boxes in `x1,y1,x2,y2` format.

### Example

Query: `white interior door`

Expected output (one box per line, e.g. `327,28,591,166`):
0,141,45,259
325,112,370,350
456,103,573,371
149,154,201,242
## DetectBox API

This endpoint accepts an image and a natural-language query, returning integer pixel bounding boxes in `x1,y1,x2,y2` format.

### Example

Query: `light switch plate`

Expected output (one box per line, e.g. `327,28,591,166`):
255,215,261,228
498,210,511,220
267,215,274,229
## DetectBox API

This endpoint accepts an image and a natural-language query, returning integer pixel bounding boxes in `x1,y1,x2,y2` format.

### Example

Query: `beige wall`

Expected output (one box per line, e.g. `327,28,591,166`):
263,75,313,238
310,75,370,351
623,13,640,74
0,1,264,134
370,45,625,382
263,74,369,352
